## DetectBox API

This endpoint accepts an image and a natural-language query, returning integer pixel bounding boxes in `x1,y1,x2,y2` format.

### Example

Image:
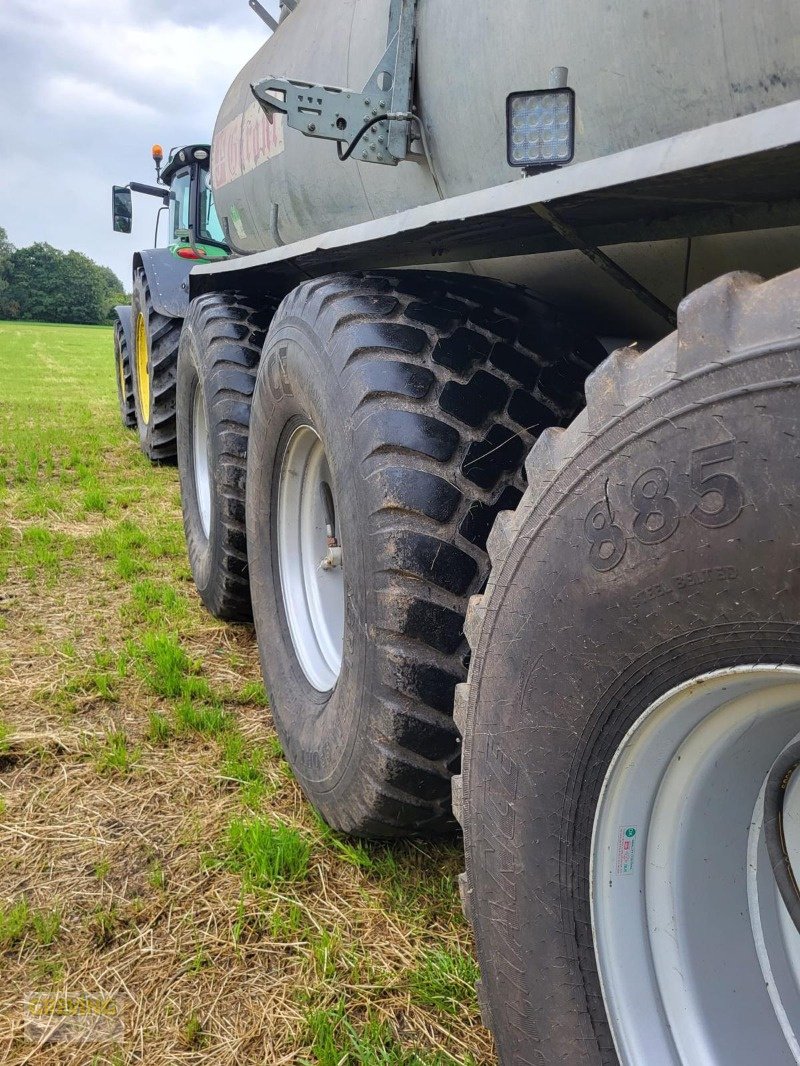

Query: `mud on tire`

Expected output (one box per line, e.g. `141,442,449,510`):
245,270,607,838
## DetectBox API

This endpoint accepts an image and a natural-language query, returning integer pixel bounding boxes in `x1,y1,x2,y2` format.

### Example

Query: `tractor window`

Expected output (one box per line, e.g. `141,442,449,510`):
199,169,226,245
169,169,192,241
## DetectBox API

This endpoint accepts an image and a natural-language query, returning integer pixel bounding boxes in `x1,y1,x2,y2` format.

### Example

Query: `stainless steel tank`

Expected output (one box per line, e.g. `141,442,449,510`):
212,0,800,332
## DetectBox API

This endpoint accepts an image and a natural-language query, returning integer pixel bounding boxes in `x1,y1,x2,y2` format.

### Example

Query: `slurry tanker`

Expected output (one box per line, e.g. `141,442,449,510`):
117,2,800,1062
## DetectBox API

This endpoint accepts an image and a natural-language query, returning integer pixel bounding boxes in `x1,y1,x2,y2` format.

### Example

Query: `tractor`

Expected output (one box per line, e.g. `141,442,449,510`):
111,144,228,461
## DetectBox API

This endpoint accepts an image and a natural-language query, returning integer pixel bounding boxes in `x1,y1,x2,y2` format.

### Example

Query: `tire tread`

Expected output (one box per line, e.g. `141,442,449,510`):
454,269,800,1060
265,270,607,836
179,291,278,622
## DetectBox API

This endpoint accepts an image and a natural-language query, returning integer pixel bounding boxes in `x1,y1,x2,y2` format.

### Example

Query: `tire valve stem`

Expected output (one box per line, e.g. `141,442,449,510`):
320,482,342,570
320,535,343,571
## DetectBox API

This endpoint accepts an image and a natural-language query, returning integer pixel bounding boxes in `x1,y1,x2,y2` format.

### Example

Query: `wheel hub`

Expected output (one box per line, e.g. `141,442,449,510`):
276,424,344,693
192,383,212,538
592,666,800,1065
134,312,150,424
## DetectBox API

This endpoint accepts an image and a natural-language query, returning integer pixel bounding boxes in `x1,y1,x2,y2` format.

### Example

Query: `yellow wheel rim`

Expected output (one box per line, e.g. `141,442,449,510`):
135,312,151,424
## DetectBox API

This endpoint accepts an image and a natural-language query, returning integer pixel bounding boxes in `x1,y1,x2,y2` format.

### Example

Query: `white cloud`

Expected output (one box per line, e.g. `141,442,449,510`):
43,75,158,120
0,0,273,286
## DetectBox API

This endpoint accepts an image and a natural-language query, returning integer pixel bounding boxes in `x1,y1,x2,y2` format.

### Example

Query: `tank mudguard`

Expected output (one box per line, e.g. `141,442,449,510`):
113,303,133,353
133,248,192,319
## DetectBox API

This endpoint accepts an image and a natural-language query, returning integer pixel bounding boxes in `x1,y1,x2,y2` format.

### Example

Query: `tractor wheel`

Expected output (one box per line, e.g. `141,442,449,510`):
455,269,800,1064
176,292,278,623
130,266,181,463
114,319,136,430
245,271,607,837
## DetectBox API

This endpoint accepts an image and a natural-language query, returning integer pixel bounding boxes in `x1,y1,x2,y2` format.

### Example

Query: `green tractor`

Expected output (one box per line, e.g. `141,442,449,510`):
111,144,228,461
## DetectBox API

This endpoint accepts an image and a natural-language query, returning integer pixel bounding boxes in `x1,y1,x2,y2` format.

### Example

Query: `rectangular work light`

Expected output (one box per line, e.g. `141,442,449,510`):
507,88,575,168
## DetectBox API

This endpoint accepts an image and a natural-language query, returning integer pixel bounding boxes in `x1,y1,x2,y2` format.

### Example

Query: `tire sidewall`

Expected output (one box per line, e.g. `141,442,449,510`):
246,318,370,820
176,323,218,605
464,351,800,1061
113,322,128,427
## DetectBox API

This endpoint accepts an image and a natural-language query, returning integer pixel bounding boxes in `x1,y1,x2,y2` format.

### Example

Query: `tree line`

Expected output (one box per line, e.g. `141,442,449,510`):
0,226,127,326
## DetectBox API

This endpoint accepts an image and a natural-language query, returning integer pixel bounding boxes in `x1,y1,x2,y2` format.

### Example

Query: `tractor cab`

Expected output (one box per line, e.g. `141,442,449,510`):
159,145,228,261
112,144,229,262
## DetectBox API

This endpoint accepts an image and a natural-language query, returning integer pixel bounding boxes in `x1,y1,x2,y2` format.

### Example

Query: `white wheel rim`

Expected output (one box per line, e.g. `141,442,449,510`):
192,383,212,539
592,665,800,1065
276,424,344,693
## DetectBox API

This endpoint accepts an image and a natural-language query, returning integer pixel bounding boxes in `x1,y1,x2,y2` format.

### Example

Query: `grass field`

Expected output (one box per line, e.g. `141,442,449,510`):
0,321,492,1065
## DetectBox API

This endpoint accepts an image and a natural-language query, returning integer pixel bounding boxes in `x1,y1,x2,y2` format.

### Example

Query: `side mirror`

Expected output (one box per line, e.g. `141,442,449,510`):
112,186,132,234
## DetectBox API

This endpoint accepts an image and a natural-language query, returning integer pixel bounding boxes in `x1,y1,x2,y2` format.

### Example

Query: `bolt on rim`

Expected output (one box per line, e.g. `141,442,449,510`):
192,383,212,538
592,665,800,1065
276,423,344,693
134,312,150,424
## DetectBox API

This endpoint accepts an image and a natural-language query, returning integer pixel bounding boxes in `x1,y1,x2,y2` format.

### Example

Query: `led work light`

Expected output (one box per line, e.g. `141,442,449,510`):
507,86,575,169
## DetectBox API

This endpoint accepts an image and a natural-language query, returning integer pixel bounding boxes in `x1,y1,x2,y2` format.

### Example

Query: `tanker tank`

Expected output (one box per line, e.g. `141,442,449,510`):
211,0,800,333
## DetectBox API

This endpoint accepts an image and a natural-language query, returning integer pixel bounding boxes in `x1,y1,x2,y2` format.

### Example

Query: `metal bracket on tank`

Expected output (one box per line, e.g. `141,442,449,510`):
250,0,419,166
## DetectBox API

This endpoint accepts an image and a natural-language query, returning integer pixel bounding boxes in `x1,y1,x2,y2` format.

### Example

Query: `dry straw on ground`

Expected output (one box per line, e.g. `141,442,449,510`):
0,321,493,1064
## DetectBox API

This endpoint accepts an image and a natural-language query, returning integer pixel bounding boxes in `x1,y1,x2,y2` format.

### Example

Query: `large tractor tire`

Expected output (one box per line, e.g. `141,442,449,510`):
245,271,607,837
130,266,182,463
454,270,800,1064
176,292,278,623
114,319,136,430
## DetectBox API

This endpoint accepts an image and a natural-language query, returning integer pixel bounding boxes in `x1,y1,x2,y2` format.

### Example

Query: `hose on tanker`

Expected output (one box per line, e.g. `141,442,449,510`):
408,114,445,200
337,113,393,161
763,738,800,935
336,112,445,200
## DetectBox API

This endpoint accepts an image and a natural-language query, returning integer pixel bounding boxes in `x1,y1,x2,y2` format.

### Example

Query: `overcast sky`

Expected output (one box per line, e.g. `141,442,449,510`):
0,1,276,287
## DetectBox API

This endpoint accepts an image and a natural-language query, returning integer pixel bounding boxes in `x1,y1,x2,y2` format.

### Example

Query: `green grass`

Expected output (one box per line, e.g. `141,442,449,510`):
86,906,124,948
126,579,189,627
0,322,490,1064
0,323,153,521
233,680,269,706
267,899,305,940
64,648,127,703
407,948,480,1015
31,908,62,946
312,813,376,872
223,816,312,888
17,526,78,582
93,729,140,775
220,732,268,789
304,1002,470,1066
83,485,109,514
175,698,231,736
93,519,150,579
181,1010,206,1049
0,900,32,948
0,899,62,950
147,710,172,744
132,631,213,701
147,861,165,890
94,858,111,880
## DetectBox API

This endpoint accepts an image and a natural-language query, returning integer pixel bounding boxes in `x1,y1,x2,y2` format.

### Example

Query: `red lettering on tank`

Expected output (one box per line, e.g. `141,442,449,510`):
211,114,243,188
